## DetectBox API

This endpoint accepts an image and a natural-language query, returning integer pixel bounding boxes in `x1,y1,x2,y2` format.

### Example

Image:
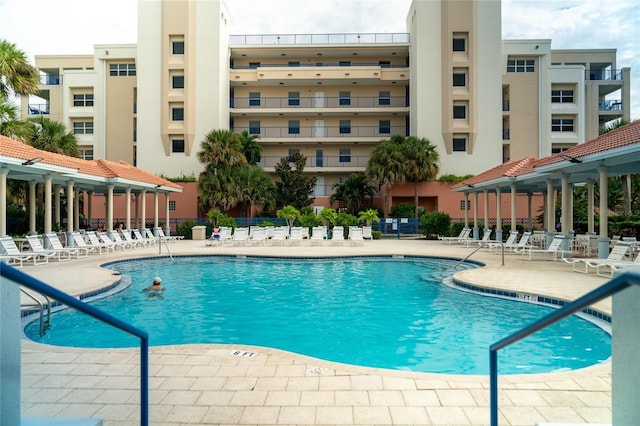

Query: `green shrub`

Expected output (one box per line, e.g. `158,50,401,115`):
371,230,382,240
391,202,415,218
176,220,198,239
420,211,451,239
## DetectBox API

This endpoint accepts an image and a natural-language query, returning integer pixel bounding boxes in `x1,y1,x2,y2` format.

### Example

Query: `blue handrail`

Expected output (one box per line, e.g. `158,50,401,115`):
1,263,149,426
489,271,640,425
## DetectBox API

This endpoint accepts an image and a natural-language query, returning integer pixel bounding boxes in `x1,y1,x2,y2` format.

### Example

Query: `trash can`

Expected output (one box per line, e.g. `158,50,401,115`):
192,225,207,240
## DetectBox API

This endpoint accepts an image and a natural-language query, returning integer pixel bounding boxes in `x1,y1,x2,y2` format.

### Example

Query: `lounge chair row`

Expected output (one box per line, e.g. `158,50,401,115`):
205,225,372,247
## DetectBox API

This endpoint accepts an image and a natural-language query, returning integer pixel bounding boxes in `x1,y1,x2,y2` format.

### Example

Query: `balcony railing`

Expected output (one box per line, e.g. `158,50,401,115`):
231,96,409,109
256,155,370,169
230,32,410,46
502,100,510,112
502,128,510,140
586,69,623,81
599,99,623,111
39,74,61,85
232,125,407,139
27,103,50,115
231,62,406,69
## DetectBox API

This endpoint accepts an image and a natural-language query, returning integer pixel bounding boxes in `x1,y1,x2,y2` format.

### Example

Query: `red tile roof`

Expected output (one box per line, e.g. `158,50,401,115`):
452,157,537,189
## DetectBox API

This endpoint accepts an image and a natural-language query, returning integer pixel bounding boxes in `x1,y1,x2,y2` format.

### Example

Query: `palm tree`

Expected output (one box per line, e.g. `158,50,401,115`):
0,39,40,97
235,165,276,218
400,136,440,218
358,208,380,226
317,207,338,227
239,130,262,164
29,117,79,156
277,205,300,230
198,165,240,212
366,135,404,217
197,129,247,167
330,173,376,215
0,93,34,141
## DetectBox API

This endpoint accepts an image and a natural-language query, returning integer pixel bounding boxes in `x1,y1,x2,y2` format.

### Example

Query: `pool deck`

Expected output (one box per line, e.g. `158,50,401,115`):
19,238,613,425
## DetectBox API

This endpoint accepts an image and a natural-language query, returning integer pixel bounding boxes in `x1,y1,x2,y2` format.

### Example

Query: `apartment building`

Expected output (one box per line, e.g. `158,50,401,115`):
19,0,631,219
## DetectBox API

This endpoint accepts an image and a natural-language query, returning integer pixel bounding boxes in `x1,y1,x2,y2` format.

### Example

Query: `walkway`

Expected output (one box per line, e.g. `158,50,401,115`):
19,239,612,425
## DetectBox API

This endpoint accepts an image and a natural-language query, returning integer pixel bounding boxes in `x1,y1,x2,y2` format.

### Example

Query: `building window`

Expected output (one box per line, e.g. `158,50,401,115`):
288,120,300,135
73,121,94,135
379,60,391,68
507,59,535,73
169,200,176,211
339,91,351,106
249,120,260,135
378,91,391,106
288,92,300,106
172,75,184,89
452,36,466,52
339,148,351,163
315,61,324,67
552,118,574,132
459,200,471,210
452,72,466,87
249,92,260,107
172,107,184,121
109,63,136,76
172,41,184,55
80,149,94,160
339,61,351,66
379,120,391,134
339,120,351,134
73,94,94,107
452,137,467,152
288,61,300,67
551,90,574,103
453,105,466,119
288,148,300,156
172,139,185,153
248,62,260,69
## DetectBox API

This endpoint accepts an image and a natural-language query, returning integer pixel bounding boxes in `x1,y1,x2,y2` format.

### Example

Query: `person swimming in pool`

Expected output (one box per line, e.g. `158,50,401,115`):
142,277,165,299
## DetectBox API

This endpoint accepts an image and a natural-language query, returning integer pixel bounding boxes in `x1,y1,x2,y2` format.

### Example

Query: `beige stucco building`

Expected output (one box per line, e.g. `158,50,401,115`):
19,0,631,217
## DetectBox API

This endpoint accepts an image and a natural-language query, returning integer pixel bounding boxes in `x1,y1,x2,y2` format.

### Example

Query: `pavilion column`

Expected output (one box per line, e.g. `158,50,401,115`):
134,192,140,229
140,190,147,233
598,166,609,258
74,189,80,231
587,179,595,234
86,191,93,229
153,191,159,235
125,187,131,230
527,193,533,231
43,175,52,234
546,179,555,246
165,193,171,235
54,184,61,228
106,184,114,231
561,173,570,234
483,189,489,235
495,187,502,241
463,192,469,228
568,184,574,233
66,181,74,233
28,181,37,235
473,192,479,240
0,168,8,236
510,182,517,233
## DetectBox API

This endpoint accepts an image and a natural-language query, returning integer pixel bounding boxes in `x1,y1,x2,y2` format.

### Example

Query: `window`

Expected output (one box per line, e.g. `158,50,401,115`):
453,37,466,52
73,94,94,107
339,148,351,163
172,41,184,55
249,120,260,135
73,121,94,135
453,105,466,119
378,91,391,106
288,91,300,106
248,62,260,69
288,120,300,134
339,61,351,67
315,61,324,67
379,120,391,134
551,118,574,132
288,61,300,67
249,92,260,107
109,63,136,76
339,120,351,134
288,148,300,156
459,200,471,210
172,139,185,153
171,107,184,121
551,90,574,103
452,72,466,87
507,59,535,73
379,60,391,68
169,200,176,211
172,75,184,89
339,91,351,106
452,137,467,152
80,149,94,160
315,149,323,167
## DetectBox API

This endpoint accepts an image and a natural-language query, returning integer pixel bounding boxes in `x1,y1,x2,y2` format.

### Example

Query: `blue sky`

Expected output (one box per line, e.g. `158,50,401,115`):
1,0,637,119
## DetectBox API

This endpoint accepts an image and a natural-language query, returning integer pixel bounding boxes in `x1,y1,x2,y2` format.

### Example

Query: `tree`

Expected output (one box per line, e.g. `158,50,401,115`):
29,117,79,156
0,39,40,98
365,135,405,217
274,152,316,209
198,164,240,212
330,173,376,215
400,136,440,218
358,208,380,226
197,129,246,167
0,93,34,141
276,205,300,229
235,164,276,218
239,130,262,164
317,207,338,227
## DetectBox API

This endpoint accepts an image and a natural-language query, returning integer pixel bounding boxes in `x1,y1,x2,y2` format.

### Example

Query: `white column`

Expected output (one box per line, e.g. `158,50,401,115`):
0,168,8,236
483,190,489,231
463,193,469,228
510,183,517,233
125,187,131,229
54,184,61,227
44,175,53,234
107,184,114,231
66,181,74,232
140,190,147,230
568,184,574,232
134,192,140,229
28,180,37,234
599,167,608,237
86,191,93,229
495,187,502,241
165,192,171,234
74,189,80,230
473,192,479,240
153,191,159,229
527,193,533,230
546,179,554,232
587,179,595,234
561,173,570,234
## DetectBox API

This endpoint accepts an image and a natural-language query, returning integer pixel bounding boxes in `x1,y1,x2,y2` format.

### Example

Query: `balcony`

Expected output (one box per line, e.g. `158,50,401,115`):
599,99,623,111
27,103,50,115
502,100,510,112
231,62,407,70
502,128,510,140
232,125,407,139
39,74,61,85
257,155,370,169
586,69,623,81
231,95,409,109
229,32,410,46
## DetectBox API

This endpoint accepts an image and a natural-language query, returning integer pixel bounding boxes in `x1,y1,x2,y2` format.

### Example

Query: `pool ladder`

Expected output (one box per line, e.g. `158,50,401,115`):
432,242,505,281
21,287,52,336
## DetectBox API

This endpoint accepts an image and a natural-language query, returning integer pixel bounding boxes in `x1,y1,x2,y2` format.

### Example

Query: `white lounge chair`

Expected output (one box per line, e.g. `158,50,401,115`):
310,226,326,245
44,233,89,258
121,229,147,248
232,227,249,245
134,228,158,246
330,226,345,245
93,231,123,252
0,236,44,267
25,235,70,262
288,227,303,245
157,228,184,242
564,241,631,274
248,227,267,245
438,227,470,244
86,231,117,253
464,228,492,247
501,231,533,253
104,231,134,250
362,226,373,240
518,235,571,261
596,251,640,278
69,232,100,255
485,231,518,252
348,227,365,246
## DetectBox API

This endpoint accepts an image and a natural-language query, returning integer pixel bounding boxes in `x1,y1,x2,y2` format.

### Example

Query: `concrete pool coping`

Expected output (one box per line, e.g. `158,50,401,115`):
19,239,613,425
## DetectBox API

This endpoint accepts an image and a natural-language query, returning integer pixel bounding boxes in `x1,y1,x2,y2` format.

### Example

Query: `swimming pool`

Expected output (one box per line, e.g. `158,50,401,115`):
25,255,611,375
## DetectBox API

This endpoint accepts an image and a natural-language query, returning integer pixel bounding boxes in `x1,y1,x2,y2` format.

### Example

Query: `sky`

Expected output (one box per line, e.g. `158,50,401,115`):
0,0,638,119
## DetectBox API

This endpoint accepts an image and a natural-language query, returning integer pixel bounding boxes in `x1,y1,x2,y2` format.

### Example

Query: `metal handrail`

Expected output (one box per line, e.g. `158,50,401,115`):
20,288,51,336
1,263,149,426
489,271,640,426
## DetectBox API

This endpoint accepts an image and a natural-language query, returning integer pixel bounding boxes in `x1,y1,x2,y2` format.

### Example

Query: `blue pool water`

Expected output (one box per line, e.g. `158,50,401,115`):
25,256,611,375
